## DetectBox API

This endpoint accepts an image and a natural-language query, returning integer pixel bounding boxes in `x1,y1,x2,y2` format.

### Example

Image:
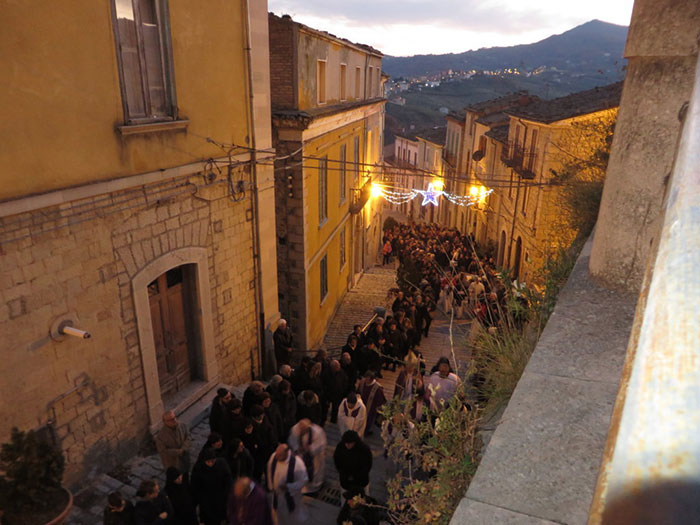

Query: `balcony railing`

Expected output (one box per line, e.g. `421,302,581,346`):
589,54,700,523
501,142,537,179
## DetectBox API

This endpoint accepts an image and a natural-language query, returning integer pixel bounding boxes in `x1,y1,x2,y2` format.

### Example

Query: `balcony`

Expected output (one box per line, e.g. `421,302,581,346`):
501,142,537,179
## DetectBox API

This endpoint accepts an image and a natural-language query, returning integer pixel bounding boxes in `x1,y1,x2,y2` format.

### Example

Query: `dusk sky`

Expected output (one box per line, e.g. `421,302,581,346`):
268,0,635,56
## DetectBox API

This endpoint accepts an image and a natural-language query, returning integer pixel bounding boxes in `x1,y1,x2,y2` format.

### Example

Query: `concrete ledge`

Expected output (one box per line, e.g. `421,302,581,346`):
451,236,638,524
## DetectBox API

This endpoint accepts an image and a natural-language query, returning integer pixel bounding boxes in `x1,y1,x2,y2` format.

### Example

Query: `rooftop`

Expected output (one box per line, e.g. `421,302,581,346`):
485,125,509,144
476,111,510,126
269,13,383,57
466,92,539,115
416,127,446,145
506,82,623,123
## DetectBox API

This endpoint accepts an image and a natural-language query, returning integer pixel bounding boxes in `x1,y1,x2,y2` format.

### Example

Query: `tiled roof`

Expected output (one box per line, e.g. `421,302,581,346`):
475,111,510,126
485,125,509,144
415,127,446,145
505,82,623,123
466,92,537,114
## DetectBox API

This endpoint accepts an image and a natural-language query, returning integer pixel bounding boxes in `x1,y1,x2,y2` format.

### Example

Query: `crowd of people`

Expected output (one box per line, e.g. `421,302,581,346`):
103,220,513,525
383,222,521,331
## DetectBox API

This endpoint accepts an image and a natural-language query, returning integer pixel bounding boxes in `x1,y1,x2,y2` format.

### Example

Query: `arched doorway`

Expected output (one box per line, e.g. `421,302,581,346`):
132,247,218,427
513,237,523,281
497,231,506,267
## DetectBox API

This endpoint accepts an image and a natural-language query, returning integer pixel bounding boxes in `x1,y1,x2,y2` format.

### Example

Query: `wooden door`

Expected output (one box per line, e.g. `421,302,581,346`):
148,266,195,399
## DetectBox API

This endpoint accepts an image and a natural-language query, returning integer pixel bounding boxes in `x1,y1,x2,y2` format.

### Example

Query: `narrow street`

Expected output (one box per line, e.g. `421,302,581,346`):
68,263,471,524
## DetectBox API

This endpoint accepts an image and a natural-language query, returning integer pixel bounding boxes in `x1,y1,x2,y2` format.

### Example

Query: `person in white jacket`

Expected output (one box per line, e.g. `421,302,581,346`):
337,393,367,437
288,419,327,494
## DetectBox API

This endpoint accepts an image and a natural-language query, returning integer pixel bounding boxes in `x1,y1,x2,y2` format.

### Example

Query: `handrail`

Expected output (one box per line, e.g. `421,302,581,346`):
589,54,700,523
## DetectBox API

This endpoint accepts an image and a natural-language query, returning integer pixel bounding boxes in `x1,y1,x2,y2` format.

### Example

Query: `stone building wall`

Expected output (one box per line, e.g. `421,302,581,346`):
273,142,309,352
0,168,260,485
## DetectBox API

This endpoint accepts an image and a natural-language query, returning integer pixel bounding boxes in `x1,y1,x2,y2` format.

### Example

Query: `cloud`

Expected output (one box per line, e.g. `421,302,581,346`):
268,0,634,56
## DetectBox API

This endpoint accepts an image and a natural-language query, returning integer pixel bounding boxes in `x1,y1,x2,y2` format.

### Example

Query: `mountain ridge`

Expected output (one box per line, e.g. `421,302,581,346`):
383,20,628,78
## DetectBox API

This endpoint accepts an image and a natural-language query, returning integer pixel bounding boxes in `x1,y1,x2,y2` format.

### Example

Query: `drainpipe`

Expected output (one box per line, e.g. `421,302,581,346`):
242,0,266,379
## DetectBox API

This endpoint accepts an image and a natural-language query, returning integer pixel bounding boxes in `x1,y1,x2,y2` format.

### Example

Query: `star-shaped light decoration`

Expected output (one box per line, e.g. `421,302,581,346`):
416,182,443,206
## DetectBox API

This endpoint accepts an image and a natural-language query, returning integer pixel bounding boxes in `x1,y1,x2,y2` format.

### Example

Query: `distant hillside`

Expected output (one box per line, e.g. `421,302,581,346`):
384,20,627,78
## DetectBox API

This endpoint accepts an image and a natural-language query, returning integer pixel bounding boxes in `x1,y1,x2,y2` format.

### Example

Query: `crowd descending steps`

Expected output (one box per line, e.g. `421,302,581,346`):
68,263,471,524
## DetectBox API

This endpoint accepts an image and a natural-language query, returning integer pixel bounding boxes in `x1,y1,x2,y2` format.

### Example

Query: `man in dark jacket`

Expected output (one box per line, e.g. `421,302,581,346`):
191,449,233,525
273,319,294,367
324,359,349,424
223,398,245,444
333,431,373,494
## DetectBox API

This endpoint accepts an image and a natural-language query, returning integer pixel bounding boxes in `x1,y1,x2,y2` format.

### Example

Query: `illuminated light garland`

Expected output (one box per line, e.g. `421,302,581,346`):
372,183,493,207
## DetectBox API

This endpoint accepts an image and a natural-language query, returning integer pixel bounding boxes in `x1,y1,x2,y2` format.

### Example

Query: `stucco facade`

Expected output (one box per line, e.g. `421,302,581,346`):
269,14,385,353
0,0,279,485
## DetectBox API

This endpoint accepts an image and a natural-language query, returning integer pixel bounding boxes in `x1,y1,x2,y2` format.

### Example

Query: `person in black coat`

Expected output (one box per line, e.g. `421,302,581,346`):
191,449,233,525
296,390,322,425
164,467,198,525
325,359,349,424
260,392,284,443
227,438,255,481
273,319,294,366
340,352,358,392
250,405,279,481
242,381,265,417
272,379,297,441
104,491,135,525
196,432,227,465
209,388,232,437
342,335,360,362
333,431,373,494
134,480,174,525
223,398,245,444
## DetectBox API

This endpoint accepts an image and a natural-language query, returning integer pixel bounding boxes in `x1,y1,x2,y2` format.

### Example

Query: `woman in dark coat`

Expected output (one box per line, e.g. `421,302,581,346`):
227,438,255,480
191,449,233,525
164,467,198,525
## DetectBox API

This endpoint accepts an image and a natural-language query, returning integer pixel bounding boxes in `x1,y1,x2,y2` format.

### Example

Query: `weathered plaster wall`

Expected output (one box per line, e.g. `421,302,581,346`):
589,0,700,291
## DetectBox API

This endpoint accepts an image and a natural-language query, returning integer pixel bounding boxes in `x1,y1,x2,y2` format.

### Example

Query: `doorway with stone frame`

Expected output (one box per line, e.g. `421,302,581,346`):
132,247,219,429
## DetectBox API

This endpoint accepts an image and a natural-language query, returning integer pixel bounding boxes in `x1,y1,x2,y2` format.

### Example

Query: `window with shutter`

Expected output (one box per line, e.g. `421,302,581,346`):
339,145,347,203
112,0,175,123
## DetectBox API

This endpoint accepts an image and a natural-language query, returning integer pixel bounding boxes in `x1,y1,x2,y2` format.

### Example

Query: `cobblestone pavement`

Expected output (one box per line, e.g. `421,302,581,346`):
68,263,470,524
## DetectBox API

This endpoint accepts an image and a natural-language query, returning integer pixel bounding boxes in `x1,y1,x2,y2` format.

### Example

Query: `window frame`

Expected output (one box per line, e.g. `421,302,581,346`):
320,254,328,303
110,0,178,125
339,228,346,269
340,63,347,101
318,155,328,226
339,144,347,203
317,59,327,105
355,67,362,99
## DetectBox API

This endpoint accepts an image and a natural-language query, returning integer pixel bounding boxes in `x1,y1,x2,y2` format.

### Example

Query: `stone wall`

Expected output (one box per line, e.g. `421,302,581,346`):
273,142,309,353
0,168,260,486
589,0,700,291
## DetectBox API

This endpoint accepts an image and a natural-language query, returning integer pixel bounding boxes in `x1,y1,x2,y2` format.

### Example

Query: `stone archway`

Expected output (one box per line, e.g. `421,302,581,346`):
132,247,218,429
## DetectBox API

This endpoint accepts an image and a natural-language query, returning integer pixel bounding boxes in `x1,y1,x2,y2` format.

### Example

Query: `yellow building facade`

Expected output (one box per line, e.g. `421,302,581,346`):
465,85,622,283
0,0,279,484
269,14,385,353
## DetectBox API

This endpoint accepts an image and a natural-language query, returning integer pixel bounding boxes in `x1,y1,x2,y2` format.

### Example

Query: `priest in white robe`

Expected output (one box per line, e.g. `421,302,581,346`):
288,418,327,494
337,392,367,437
266,444,309,524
